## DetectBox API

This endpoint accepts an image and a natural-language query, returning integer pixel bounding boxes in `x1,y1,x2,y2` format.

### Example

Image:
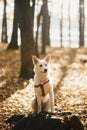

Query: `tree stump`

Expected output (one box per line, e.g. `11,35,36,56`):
6,111,84,130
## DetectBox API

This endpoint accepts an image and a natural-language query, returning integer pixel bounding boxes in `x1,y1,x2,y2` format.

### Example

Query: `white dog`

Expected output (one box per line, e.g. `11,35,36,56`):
32,55,54,113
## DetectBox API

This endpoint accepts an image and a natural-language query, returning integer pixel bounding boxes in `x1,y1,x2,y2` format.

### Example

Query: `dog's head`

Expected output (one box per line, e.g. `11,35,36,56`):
32,55,51,76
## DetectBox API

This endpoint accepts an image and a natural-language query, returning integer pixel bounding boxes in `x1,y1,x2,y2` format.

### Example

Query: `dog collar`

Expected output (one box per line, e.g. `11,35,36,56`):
34,80,49,97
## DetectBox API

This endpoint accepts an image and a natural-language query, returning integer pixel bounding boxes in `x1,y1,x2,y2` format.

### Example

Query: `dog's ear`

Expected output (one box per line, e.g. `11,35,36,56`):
32,55,39,65
44,55,51,63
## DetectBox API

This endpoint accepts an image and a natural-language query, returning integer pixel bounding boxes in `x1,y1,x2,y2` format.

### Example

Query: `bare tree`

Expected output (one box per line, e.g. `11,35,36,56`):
16,0,35,79
68,0,71,45
41,0,50,54
7,0,19,49
35,14,40,57
60,0,63,47
35,0,50,54
79,0,85,47
1,0,8,43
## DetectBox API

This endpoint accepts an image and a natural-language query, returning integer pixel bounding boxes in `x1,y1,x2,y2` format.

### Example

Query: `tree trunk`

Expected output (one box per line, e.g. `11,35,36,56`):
6,111,84,130
79,0,85,47
20,32,35,79
16,0,35,79
35,0,50,54
32,0,35,25
1,0,8,43
41,0,50,54
7,0,19,49
68,0,71,46
35,15,40,57
42,0,50,46
60,1,63,47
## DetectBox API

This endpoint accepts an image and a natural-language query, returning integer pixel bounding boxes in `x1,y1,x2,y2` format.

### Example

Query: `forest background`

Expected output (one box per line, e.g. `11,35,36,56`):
0,0,87,130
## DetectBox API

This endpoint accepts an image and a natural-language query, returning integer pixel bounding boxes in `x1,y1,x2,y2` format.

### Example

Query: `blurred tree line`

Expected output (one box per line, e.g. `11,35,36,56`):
0,0,85,79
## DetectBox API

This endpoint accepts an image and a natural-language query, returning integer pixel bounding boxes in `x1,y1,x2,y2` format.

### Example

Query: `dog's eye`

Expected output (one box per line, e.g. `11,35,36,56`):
39,64,42,67
45,64,47,66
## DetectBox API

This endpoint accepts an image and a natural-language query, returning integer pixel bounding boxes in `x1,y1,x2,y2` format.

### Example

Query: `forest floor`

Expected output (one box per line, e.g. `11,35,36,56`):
0,44,87,130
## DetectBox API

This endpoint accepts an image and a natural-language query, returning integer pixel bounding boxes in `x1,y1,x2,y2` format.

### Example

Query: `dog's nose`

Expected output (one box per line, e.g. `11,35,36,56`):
44,69,47,73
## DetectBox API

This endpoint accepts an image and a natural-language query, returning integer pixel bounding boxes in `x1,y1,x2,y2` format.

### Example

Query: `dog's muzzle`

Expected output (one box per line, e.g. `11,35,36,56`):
44,69,47,73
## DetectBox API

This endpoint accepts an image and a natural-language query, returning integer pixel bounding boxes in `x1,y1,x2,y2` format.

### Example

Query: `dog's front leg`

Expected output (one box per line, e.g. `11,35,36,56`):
37,96,41,113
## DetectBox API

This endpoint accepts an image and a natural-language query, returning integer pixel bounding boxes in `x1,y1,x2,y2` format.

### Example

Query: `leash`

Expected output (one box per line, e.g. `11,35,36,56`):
34,80,49,97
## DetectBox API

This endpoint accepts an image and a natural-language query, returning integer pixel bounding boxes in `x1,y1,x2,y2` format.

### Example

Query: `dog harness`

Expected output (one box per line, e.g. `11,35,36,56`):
34,80,49,97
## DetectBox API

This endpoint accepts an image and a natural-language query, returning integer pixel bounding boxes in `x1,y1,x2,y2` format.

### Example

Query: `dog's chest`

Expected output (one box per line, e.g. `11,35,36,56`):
35,84,50,97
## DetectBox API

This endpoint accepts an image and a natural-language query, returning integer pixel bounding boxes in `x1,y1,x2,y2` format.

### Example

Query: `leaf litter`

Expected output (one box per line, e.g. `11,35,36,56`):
0,45,87,130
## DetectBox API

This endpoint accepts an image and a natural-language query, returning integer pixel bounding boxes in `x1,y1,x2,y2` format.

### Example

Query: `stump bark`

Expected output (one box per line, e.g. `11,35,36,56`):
6,111,84,130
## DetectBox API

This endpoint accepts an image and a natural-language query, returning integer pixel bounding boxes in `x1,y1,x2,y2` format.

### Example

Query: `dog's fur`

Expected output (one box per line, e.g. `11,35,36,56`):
32,55,54,113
